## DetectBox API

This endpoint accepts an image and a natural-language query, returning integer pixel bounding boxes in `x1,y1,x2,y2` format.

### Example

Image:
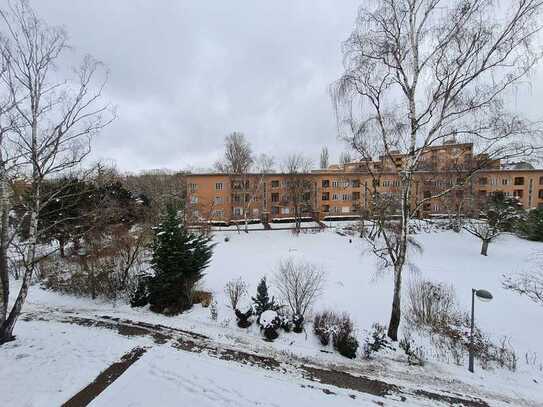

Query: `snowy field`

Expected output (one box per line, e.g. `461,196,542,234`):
2,226,543,405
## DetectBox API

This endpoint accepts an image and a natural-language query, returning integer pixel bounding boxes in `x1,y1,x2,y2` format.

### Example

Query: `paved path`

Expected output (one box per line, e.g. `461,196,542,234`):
23,310,492,407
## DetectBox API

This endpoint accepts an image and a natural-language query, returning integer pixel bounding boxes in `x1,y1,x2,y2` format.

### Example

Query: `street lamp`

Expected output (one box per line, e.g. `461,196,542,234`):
469,288,493,373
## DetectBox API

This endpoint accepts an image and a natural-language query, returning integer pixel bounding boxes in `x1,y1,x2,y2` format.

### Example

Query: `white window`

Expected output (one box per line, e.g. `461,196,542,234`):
190,195,198,204
189,183,197,192
332,193,339,200
341,206,350,213
212,210,224,218
332,180,339,188
192,209,199,218
233,207,244,216
382,180,390,187
502,178,509,185
215,182,224,190
213,196,224,205
281,207,290,215
490,178,497,186
342,194,350,201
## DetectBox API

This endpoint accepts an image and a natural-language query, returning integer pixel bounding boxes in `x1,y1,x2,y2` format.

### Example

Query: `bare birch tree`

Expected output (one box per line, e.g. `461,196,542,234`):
320,146,329,169
283,154,314,232
333,0,543,340
0,0,114,344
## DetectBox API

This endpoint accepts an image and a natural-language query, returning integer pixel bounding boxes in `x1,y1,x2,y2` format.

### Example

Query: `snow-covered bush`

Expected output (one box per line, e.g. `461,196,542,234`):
399,333,425,366
209,300,218,321
313,310,359,358
332,316,359,359
313,310,335,345
259,310,281,341
363,323,392,359
234,305,253,328
406,279,457,328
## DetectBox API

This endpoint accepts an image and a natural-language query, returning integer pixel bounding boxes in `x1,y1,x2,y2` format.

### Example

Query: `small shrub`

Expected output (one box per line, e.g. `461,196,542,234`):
313,310,359,358
406,279,456,328
313,310,335,345
292,313,304,333
192,290,213,307
225,277,248,310
235,306,253,328
209,300,218,321
363,323,392,359
260,310,281,341
399,333,425,366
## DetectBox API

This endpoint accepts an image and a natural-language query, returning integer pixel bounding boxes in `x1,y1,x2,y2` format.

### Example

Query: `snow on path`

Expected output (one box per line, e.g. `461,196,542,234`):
0,320,152,407
89,345,410,407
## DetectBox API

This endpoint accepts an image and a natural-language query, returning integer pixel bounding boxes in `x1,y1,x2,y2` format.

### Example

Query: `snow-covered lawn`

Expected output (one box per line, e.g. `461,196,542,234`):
3,227,543,405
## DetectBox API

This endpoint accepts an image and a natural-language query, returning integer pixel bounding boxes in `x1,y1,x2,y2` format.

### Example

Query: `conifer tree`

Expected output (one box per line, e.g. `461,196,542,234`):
146,207,214,314
252,277,278,317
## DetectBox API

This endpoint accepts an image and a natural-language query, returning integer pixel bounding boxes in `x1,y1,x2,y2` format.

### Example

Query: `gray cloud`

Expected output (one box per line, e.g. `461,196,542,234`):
20,0,361,172
8,1,542,172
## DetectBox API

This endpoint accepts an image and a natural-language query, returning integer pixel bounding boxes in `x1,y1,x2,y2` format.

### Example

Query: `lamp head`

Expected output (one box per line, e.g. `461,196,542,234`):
475,289,493,302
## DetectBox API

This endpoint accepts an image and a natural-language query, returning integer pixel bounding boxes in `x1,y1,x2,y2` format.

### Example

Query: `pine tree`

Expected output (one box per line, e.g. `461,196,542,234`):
252,277,278,317
518,208,543,241
146,207,214,314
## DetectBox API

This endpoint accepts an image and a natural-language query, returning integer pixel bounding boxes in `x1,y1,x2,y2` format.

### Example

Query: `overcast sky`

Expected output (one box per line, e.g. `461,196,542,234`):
5,1,542,173
14,1,361,173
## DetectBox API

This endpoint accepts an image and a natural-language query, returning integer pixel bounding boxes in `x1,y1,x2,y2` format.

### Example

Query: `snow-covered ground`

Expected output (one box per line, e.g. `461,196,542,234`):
2,227,543,405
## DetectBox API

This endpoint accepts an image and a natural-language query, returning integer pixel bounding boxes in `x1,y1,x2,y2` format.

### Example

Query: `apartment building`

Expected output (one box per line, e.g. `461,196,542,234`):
186,142,543,224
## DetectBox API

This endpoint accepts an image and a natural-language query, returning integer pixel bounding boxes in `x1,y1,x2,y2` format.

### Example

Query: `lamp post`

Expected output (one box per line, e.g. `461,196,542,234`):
469,288,493,373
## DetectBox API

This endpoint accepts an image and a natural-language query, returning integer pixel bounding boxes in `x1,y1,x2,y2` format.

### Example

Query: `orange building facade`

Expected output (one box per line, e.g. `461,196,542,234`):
186,142,543,225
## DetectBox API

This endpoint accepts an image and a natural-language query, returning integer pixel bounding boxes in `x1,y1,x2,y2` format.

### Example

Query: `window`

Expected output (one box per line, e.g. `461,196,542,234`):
540,176,543,185
271,206,279,215
302,192,311,202
322,192,330,201
502,178,509,185
352,191,360,200
332,193,339,200
514,190,524,198
252,208,259,216
479,177,488,186
514,177,525,186
215,182,224,190
271,193,279,203
213,196,224,205
382,180,391,187
189,183,197,192
212,210,224,218
423,191,431,199
233,207,243,216
322,180,330,188
351,179,360,188
190,195,198,204
538,190,543,199
322,204,330,212
341,206,350,213
281,207,290,215
271,180,280,188
233,195,241,203
341,194,350,201
332,180,339,188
